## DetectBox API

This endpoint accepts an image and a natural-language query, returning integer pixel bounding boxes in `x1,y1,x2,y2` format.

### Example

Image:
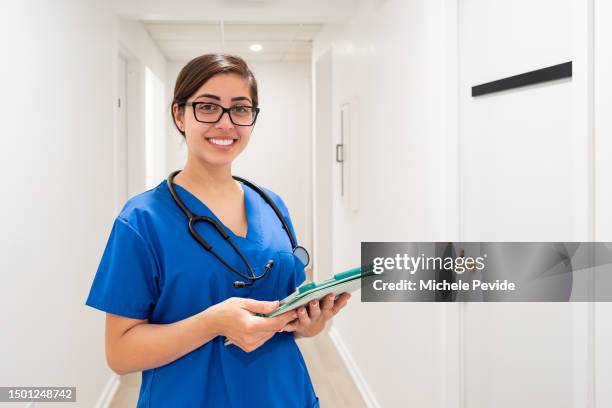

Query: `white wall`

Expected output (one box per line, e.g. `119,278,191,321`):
0,3,168,407
166,61,186,173
313,1,450,407
118,18,167,198
145,67,167,189
165,60,313,253
0,1,116,406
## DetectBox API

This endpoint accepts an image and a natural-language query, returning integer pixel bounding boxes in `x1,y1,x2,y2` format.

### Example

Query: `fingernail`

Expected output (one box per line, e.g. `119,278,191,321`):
310,301,318,307
299,308,306,314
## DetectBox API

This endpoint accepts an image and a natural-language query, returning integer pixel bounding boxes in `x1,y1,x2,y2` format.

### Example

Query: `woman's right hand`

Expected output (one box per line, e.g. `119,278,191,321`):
208,297,298,353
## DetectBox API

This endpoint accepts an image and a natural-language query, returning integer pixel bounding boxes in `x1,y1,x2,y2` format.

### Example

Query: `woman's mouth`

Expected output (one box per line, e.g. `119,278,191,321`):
206,137,237,150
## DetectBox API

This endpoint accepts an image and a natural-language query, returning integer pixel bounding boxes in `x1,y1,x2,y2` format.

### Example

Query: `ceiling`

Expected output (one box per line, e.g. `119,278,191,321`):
111,0,370,62
111,0,364,24
144,21,323,62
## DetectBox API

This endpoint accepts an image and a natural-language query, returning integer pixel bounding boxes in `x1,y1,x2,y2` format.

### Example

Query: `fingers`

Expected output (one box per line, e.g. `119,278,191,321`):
279,300,320,335
234,292,352,349
278,309,299,327
297,306,311,326
321,294,335,312
242,299,280,315
307,299,321,320
280,321,299,332
254,309,298,332
331,293,351,315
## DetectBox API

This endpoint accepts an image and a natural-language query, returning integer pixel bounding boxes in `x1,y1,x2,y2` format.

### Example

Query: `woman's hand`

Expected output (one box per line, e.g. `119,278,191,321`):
208,297,298,353
280,293,351,337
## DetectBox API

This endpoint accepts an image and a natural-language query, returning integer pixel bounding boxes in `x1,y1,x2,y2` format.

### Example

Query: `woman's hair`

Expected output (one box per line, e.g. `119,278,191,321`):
171,53,259,137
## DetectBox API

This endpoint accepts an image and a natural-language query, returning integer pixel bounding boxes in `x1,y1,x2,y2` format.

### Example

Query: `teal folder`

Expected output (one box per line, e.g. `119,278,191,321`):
223,265,372,346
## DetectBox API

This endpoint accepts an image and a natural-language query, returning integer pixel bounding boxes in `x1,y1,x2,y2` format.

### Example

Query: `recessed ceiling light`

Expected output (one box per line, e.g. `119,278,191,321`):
250,44,263,52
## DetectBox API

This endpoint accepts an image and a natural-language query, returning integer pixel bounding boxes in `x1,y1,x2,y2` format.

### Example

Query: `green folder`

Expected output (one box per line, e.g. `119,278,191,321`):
224,264,373,346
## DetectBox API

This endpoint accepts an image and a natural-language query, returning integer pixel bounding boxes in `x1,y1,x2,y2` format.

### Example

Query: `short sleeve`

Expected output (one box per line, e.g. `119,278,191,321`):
85,217,160,319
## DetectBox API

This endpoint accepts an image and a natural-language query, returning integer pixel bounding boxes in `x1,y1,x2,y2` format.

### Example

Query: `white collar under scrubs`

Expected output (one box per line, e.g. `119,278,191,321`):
85,179,319,408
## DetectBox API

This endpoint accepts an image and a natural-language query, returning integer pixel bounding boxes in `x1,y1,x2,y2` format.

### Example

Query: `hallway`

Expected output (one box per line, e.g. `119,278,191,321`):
3,0,612,407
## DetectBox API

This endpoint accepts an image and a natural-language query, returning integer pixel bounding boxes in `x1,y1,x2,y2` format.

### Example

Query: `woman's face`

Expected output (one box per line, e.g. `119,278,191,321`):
174,73,256,168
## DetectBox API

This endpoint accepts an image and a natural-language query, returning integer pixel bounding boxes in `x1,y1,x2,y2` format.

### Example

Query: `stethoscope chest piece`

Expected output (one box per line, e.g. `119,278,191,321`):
293,245,310,268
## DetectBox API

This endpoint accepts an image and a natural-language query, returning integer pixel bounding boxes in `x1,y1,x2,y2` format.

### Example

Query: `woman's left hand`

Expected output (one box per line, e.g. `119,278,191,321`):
280,292,351,337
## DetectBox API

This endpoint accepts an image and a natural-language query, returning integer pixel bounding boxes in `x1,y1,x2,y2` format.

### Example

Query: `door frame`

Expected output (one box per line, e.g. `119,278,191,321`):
313,49,335,283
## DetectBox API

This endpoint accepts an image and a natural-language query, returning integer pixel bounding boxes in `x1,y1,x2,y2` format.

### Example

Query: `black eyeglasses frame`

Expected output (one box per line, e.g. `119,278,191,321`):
179,101,260,126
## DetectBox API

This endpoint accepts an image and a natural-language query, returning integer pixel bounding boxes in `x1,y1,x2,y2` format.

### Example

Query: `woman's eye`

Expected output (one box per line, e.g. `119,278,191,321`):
232,106,249,114
198,104,218,112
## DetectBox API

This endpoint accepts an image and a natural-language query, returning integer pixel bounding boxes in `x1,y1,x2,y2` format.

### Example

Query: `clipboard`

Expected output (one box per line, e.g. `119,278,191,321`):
223,265,373,346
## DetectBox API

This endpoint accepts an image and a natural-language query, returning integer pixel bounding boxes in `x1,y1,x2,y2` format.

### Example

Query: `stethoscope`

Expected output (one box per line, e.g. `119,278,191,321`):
166,170,310,288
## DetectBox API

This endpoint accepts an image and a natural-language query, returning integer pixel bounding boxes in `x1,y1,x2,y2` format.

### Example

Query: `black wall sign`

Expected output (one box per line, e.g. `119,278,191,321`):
472,61,572,97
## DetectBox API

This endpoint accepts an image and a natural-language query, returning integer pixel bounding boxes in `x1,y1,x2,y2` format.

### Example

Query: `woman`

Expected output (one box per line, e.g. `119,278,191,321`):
85,54,351,407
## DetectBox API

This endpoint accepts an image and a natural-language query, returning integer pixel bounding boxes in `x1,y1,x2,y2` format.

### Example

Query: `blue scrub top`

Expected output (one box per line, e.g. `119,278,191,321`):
86,179,319,408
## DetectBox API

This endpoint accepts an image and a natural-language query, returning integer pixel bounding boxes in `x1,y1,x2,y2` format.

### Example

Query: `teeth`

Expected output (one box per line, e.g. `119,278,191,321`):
209,138,235,146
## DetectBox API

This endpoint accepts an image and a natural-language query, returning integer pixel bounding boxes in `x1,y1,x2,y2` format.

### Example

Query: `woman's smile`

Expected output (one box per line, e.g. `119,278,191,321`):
206,136,239,150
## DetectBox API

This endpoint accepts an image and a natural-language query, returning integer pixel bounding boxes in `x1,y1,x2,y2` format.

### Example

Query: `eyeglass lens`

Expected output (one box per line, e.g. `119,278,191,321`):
194,103,256,126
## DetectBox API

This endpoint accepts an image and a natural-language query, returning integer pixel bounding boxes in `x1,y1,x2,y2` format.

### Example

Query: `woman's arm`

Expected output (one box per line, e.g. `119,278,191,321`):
105,310,215,375
105,298,298,375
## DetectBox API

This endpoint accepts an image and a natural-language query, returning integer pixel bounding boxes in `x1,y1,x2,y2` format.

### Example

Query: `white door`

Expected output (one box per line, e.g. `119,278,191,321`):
457,0,593,406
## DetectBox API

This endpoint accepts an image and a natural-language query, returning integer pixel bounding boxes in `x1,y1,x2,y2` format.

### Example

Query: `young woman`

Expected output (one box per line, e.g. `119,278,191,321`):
85,54,351,407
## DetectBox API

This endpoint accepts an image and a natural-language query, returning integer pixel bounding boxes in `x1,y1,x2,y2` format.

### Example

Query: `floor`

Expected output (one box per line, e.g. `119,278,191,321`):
110,329,367,408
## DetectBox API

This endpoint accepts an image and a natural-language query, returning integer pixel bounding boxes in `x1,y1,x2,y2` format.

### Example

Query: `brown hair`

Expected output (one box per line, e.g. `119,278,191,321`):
171,54,259,137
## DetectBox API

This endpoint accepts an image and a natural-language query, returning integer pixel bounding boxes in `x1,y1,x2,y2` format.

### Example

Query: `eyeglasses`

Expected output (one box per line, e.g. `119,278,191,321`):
180,101,260,126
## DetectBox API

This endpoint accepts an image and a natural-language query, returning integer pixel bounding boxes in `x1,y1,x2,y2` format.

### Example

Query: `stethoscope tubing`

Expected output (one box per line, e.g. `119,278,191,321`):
166,170,309,287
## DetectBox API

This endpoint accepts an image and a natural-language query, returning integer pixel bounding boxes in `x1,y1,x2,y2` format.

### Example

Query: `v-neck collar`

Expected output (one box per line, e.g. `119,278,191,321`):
166,179,261,243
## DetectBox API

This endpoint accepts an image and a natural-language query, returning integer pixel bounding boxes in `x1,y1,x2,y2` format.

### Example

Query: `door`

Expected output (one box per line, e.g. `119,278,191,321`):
457,0,592,406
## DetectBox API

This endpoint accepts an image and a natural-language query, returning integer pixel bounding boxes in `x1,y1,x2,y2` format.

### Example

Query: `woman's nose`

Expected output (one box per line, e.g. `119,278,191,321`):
215,111,235,130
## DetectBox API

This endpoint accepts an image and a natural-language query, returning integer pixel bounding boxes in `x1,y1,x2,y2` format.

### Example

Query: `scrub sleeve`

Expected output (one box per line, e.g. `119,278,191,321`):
86,217,160,319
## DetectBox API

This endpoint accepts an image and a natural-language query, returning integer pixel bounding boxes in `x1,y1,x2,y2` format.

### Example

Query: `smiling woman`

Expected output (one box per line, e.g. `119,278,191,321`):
85,53,351,408
170,55,258,167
